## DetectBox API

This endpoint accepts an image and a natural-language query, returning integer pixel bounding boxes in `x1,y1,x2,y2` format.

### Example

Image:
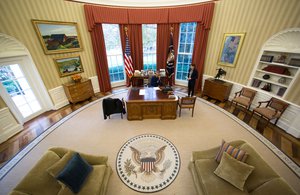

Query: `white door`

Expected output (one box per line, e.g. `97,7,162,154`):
0,59,45,123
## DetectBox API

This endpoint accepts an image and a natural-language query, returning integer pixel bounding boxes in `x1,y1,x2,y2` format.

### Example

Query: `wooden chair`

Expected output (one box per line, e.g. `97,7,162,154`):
251,97,289,125
231,87,257,110
178,96,197,117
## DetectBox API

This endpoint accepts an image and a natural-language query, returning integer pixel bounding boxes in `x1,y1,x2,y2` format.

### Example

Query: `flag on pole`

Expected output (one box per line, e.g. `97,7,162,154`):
166,27,175,80
124,33,134,78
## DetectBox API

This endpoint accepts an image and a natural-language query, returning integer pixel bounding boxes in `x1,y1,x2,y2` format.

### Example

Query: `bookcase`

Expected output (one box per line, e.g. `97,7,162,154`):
249,50,300,97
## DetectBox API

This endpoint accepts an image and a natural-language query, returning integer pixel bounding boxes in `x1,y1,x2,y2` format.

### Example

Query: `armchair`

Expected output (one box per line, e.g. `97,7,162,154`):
178,96,196,117
251,97,289,125
231,87,257,110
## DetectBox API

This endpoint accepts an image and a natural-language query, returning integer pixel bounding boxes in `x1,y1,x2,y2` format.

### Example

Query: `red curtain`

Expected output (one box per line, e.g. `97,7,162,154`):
119,24,144,85
90,25,112,92
157,24,179,85
127,25,144,71
128,9,169,24
119,24,129,86
84,3,215,91
85,3,215,25
191,3,215,92
157,24,170,71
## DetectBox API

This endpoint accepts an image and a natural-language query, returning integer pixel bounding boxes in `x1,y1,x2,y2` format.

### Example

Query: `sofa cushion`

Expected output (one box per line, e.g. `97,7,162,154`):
49,147,108,165
215,140,248,163
58,165,107,195
56,153,93,193
47,151,74,177
12,151,62,195
214,152,254,191
233,96,251,107
195,159,249,195
239,143,279,192
250,178,296,195
9,191,30,195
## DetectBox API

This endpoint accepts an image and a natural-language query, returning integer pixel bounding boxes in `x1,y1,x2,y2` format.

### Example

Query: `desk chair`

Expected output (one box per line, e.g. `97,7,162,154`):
231,87,257,110
251,97,289,125
102,98,126,119
178,96,197,117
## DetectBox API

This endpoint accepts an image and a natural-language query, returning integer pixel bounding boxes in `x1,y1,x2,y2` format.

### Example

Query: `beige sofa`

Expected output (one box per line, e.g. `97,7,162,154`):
189,140,297,195
10,147,112,195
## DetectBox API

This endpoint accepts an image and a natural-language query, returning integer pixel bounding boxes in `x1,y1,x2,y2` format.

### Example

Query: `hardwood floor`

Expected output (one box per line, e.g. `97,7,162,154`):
0,85,299,168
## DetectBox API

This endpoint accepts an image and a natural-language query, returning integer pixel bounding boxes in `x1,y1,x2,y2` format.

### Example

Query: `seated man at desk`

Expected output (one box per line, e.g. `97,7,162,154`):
149,72,162,87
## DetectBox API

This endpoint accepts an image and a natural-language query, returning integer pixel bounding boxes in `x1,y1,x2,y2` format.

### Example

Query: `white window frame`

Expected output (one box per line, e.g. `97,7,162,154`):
175,22,197,86
102,24,126,87
142,24,157,71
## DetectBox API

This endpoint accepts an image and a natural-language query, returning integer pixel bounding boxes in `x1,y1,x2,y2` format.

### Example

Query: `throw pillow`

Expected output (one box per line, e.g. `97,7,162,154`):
214,152,255,191
47,151,75,177
56,153,93,193
215,140,248,163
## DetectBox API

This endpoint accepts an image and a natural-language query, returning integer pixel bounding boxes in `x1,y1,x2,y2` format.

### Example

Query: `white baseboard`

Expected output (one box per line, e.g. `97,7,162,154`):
203,74,300,138
0,107,23,144
48,86,69,110
89,76,100,93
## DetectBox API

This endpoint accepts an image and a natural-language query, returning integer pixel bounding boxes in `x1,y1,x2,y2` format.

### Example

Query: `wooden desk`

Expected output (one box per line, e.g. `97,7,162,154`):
125,87,178,120
131,76,166,87
202,78,233,102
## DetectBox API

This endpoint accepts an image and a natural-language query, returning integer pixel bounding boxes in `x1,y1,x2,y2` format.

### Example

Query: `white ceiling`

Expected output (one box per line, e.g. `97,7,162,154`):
69,0,214,7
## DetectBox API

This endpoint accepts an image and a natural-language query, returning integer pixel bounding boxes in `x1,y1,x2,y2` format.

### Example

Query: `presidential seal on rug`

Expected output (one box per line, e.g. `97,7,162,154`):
116,134,180,193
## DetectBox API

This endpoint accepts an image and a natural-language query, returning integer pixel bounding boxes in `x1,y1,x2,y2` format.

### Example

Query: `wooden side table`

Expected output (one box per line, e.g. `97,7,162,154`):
202,78,233,102
63,79,94,104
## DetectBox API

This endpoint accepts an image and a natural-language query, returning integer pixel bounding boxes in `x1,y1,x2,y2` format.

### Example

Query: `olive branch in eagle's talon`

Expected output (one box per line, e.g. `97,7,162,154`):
124,159,137,178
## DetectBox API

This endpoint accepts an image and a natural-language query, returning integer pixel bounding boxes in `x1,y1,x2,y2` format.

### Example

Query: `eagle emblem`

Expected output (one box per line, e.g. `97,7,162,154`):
125,145,172,183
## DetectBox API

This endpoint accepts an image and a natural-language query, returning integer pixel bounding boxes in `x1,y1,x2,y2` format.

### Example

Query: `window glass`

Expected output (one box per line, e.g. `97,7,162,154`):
176,22,197,81
102,24,125,83
142,24,157,71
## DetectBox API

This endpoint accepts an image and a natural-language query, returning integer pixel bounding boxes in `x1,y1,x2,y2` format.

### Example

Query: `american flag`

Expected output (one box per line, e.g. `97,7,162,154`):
124,35,134,78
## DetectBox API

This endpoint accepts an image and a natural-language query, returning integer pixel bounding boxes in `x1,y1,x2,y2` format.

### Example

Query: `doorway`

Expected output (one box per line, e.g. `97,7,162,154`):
0,33,53,125
0,63,42,120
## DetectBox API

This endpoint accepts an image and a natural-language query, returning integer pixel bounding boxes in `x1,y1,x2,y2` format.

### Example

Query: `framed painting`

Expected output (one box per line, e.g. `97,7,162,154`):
54,55,84,77
218,33,246,67
32,20,83,54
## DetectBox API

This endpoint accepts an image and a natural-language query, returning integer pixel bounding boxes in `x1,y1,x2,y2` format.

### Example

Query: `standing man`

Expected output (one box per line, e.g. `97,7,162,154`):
187,64,198,97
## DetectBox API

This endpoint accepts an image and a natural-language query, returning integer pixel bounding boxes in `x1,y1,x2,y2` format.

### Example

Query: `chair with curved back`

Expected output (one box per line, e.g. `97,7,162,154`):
231,87,257,110
178,96,197,117
251,97,289,126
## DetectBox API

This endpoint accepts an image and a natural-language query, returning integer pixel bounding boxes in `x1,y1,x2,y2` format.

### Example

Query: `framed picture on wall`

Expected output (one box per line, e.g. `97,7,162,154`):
54,55,84,77
218,33,246,67
32,20,83,54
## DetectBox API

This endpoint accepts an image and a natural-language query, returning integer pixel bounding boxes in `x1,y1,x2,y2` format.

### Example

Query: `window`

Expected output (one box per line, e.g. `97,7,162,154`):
102,24,125,84
142,24,157,71
0,64,41,118
176,22,197,81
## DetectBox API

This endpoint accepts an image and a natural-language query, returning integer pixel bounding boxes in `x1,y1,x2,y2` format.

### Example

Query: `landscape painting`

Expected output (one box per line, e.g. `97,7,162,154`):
32,20,83,54
218,33,245,67
54,55,84,77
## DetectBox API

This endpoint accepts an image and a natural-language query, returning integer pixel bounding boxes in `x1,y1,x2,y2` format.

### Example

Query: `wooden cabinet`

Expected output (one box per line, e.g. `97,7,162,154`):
63,79,94,104
202,78,233,102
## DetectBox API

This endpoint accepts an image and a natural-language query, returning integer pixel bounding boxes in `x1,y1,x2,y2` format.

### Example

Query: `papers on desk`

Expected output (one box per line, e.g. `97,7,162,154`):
139,89,145,95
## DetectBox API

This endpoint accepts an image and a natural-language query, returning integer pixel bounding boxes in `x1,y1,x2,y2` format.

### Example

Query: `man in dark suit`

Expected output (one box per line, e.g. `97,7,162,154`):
187,64,198,97
150,72,162,87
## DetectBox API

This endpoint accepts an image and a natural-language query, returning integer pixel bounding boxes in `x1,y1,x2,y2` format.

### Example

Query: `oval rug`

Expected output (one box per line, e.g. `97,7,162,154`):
116,134,180,193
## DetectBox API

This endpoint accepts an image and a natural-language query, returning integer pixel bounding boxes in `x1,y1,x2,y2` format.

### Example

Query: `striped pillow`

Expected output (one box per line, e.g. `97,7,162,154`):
215,140,248,163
